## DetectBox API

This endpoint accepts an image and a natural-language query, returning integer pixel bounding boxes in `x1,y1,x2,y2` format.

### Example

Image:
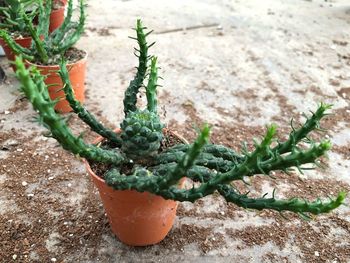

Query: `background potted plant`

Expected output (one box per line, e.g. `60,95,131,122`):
0,0,38,64
0,0,86,113
50,0,67,32
14,20,346,247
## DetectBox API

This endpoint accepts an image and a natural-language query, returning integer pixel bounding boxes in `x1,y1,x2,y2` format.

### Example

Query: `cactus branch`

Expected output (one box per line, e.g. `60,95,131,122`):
217,185,346,215
146,57,159,113
59,60,123,146
123,19,149,115
15,57,126,164
22,5,48,63
273,103,332,155
52,0,74,43
0,30,33,60
37,0,51,39
55,0,85,54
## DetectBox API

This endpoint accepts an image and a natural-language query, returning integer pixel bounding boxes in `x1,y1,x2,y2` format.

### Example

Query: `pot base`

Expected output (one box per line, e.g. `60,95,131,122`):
89,171,179,246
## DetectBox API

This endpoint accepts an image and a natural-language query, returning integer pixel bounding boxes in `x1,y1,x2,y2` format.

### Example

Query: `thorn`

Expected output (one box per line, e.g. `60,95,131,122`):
279,211,289,220
145,30,154,36
298,212,311,221
272,188,277,199
148,41,156,48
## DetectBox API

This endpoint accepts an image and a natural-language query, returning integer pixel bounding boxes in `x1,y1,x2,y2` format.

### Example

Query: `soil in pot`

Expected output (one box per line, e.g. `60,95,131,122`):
50,0,66,32
85,129,187,246
26,47,87,113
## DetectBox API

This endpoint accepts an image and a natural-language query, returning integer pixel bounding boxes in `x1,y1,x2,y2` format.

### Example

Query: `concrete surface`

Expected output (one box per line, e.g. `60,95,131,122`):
1,0,350,262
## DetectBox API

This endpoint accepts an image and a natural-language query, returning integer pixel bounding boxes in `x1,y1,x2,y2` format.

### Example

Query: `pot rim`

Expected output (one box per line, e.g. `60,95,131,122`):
51,1,66,12
84,128,188,185
25,49,88,69
0,35,32,44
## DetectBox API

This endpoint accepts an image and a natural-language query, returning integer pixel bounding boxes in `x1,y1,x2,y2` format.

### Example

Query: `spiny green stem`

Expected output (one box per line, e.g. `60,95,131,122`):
163,144,244,163
273,103,332,155
37,0,51,39
146,56,159,113
151,163,215,183
0,30,33,60
155,151,235,172
59,60,123,146
157,125,210,188
15,57,125,164
52,0,73,43
55,0,85,54
217,185,346,215
123,19,150,115
22,5,48,63
105,166,345,215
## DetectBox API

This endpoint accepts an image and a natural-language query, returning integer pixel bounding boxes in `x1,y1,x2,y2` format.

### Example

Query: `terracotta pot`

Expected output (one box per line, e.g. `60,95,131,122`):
84,129,186,246
50,0,66,32
0,36,32,71
26,51,87,113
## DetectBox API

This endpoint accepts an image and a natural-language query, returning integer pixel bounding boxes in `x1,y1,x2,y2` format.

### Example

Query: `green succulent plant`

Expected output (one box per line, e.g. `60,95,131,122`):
15,20,346,218
0,0,85,64
0,0,38,35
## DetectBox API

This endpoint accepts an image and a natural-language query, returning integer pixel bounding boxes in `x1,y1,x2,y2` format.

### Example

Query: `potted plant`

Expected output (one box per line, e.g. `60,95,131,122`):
15,20,346,247
0,0,38,64
50,0,67,33
0,0,86,113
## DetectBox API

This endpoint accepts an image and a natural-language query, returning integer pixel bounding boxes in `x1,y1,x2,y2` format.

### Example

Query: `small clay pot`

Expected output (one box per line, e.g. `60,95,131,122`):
0,36,32,71
84,129,186,246
25,50,87,113
50,0,66,32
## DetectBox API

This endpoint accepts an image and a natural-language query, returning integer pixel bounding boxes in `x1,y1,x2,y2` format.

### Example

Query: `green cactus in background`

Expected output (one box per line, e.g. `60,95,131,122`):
0,0,85,64
0,0,38,35
15,20,346,218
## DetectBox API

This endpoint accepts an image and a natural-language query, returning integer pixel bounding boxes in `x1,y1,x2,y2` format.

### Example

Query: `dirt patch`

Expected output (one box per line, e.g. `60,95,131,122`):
227,218,350,263
0,126,108,262
161,224,226,254
337,87,350,101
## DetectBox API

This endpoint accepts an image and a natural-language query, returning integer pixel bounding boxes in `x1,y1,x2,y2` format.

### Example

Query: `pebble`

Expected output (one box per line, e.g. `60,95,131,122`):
67,183,72,187
48,176,54,180
4,110,10,115
27,193,34,197
314,251,320,257
12,254,17,260
51,258,57,262
22,181,28,186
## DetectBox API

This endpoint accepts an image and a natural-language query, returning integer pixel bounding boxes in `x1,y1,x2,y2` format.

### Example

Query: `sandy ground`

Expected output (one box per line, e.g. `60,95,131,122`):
1,0,350,262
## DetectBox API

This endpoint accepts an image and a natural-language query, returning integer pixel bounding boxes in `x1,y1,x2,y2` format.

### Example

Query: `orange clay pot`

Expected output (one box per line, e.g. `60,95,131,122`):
84,129,186,246
25,51,87,113
0,36,32,71
50,0,66,32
